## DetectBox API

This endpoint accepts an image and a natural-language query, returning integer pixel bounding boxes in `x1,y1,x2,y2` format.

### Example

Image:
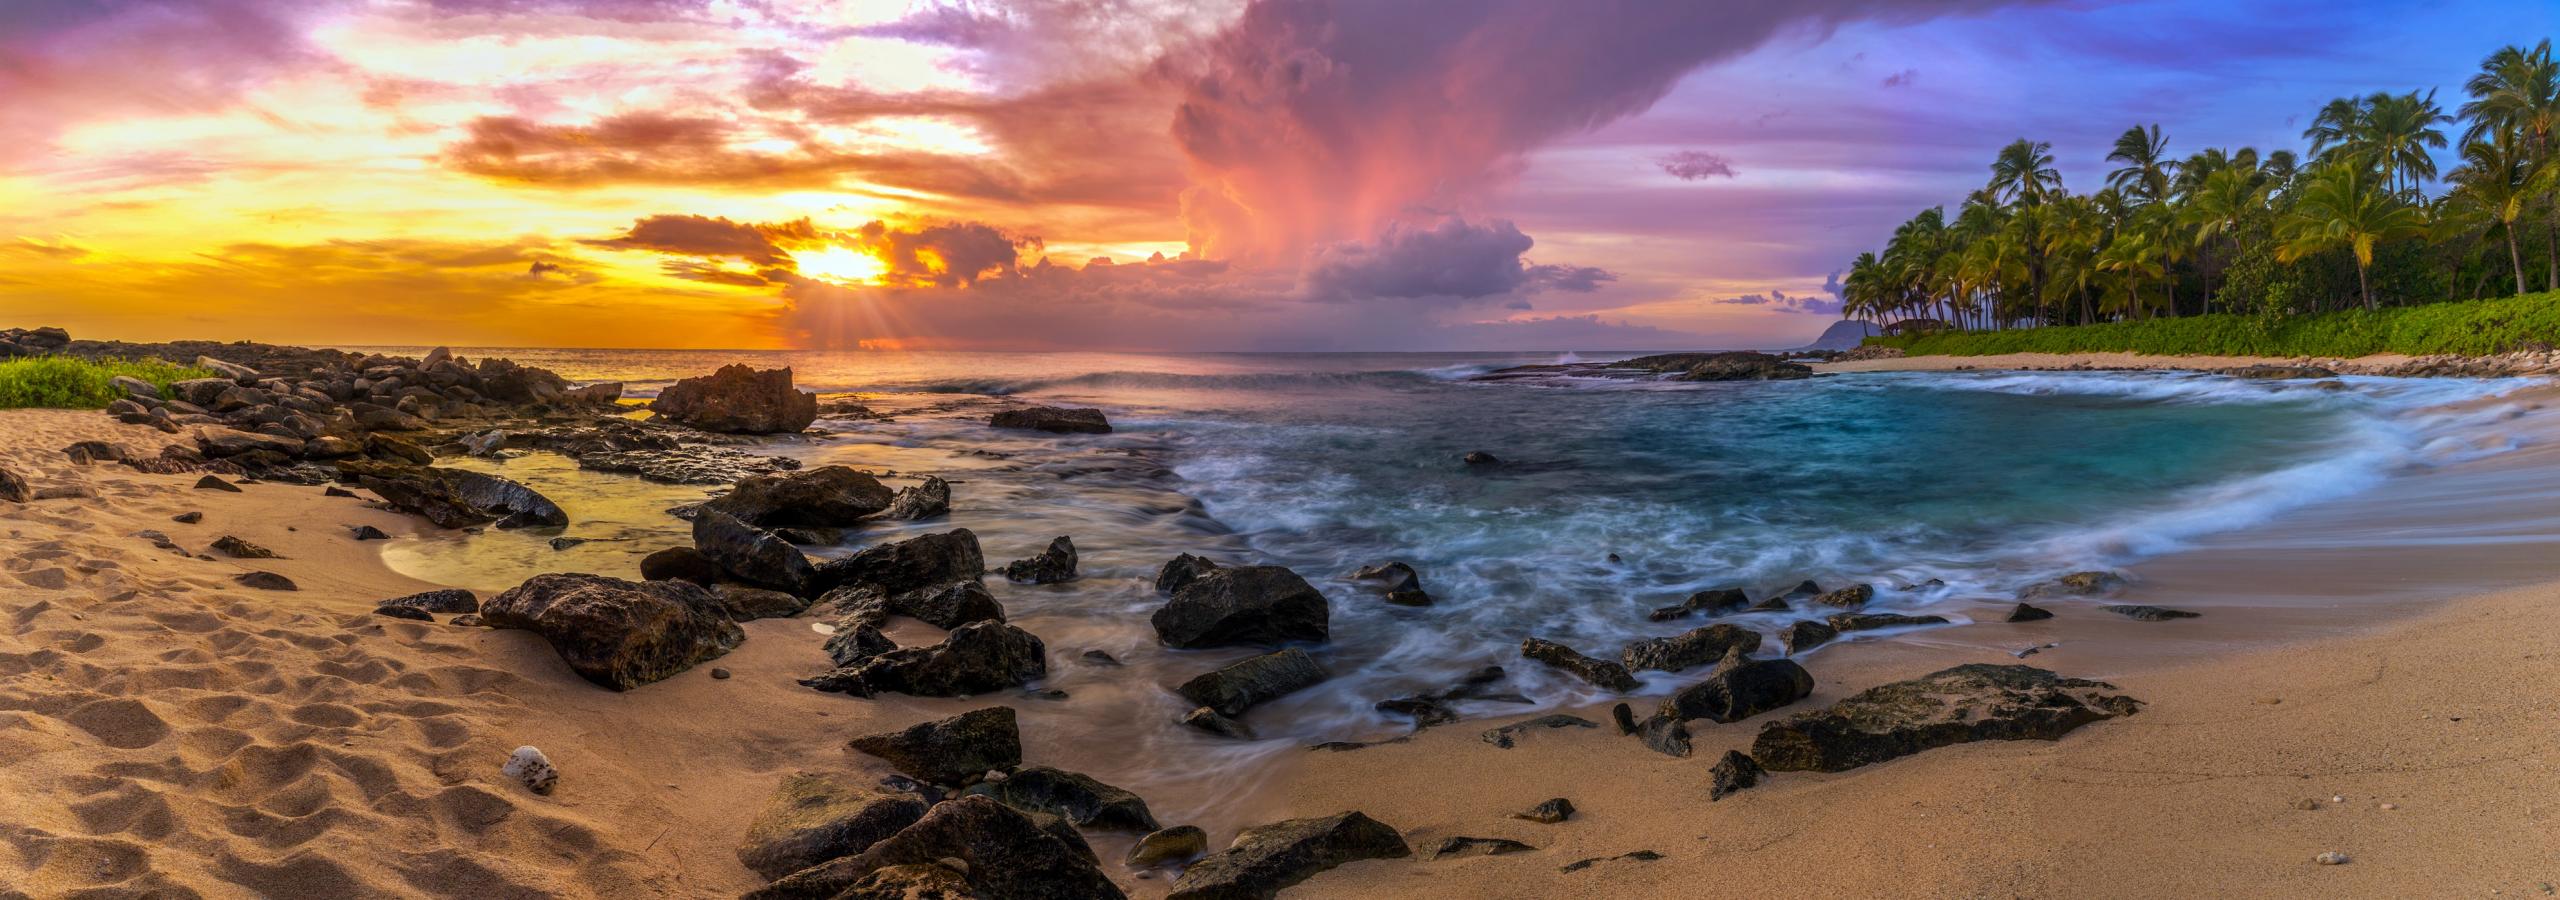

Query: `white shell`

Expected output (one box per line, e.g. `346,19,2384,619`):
502,745,558,796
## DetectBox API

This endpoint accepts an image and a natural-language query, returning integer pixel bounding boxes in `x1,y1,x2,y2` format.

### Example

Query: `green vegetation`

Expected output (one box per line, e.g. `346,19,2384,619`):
0,357,213,409
1839,40,2560,352
1869,290,2560,358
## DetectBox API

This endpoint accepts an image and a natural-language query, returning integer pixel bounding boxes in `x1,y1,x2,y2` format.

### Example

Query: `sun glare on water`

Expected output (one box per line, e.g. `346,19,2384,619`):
793,245,888,285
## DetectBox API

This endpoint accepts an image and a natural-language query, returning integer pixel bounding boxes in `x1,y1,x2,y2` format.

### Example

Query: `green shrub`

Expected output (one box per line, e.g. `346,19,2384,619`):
0,356,216,409
1867,292,2560,358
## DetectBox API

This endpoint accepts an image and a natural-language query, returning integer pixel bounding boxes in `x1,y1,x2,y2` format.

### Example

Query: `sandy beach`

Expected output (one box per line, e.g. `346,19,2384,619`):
1815,350,2429,375
4,396,2555,899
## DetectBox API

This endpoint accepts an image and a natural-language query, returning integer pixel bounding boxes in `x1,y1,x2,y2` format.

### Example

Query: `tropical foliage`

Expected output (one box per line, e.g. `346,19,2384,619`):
1867,290,2560,358
0,357,211,409
1840,41,2560,339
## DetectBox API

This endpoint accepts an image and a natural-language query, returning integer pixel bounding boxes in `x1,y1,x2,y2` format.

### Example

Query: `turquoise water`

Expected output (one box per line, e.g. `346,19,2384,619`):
373,350,2529,783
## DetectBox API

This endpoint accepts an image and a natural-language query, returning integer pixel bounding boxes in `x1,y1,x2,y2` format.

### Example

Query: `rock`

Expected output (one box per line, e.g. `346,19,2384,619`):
1620,624,1761,674
812,529,985,597
1178,706,1255,739
846,707,1021,787
233,572,298,591
2099,604,2202,621
211,535,278,559
1520,638,1638,691
374,605,433,621
1176,649,1328,717
1633,714,1692,758
2314,851,2350,865
1825,613,1951,632
1349,562,1421,594
379,588,478,615
1126,825,1209,868
895,581,1007,630
2006,602,2054,622
781,796,1121,900
880,476,950,520
1155,553,1221,594
580,447,802,485
1661,657,1814,724
503,746,557,795
194,355,260,382
1079,649,1121,667
1383,589,1433,607
194,475,243,492
1167,811,1410,900
64,440,124,463
736,772,931,881
772,527,842,546
2019,571,2126,599
1481,714,1598,749
171,511,203,524
1619,351,1811,381
704,466,895,527
108,375,161,399
710,667,730,679
548,536,589,551
1609,703,1638,734
348,525,390,541
803,622,1047,698
1810,584,1873,609
342,463,566,529
1002,536,1078,584
1559,850,1661,873
1461,451,1500,467
1151,565,1329,649
823,622,896,668
716,583,811,620
1752,664,2141,772
460,429,507,457
480,573,744,690
988,406,1112,435
1513,798,1574,824
1707,750,1764,800
0,468,27,503
639,546,722,586
692,510,814,595
962,766,1160,832
1433,837,1535,858
1779,620,1837,656
1650,588,1748,621
2224,364,2339,380
651,364,817,434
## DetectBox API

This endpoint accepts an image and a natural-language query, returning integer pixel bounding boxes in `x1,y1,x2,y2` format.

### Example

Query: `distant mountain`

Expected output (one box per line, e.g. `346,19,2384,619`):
1791,319,1880,351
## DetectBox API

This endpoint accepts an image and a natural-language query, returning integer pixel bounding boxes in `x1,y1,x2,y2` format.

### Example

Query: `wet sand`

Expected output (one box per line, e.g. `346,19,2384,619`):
5,396,2558,898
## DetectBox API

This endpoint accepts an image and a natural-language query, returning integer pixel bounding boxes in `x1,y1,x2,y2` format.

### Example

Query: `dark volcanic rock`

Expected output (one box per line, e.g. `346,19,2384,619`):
715,583,811,620
1002,535,1078,584
845,707,1021,786
1559,850,1662,873
1779,620,1838,656
651,364,817,435
1751,664,2142,773
819,796,1120,900
639,546,722,586
1620,624,1761,674
233,572,297,591
2019,571,2126,600
0,468,31,503
1659,657,1814,724
963,765,1160,832
802,622,1047,698
822,580,1006,631
811,529,984,597
703,466,895,527
691,510,813,595
480,573,744,690
1825,613,1951,632
989,406,1112,434
1151,565,1329,649
373,605,433,621
579,447,801,485
1520,638,1639,692
1349,561,1421,594
378,588,478,615
1620,351,1813,381
1176,649,1328,717
2005,602,2055,622
1707,750,1765,800
1179,706,1255,739
1167,811,1410,900
341,462,566,529
1461,451,1500,467
1650,588,1749,621
1481,714,1598,749
1810,583,1873,609
2099,604,2201,621
1127,825,1210,868
735,772,930,881
822,622,895,668
1433,836,1535,858
1633,713,1692,758
211,535,278,559
879,475,950,521
194,475,242,492
1513,798,1575,824
1155,553,1221,594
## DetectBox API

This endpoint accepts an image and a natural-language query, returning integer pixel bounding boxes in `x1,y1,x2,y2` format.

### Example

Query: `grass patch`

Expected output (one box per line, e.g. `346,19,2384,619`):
1868,292,2560,359
0,356,216,409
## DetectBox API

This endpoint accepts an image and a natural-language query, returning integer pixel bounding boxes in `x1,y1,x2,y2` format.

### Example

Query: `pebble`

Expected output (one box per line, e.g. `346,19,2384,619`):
2377,802,2396,810
710,667,731,679
502,746,558,796
2314,851,2350,866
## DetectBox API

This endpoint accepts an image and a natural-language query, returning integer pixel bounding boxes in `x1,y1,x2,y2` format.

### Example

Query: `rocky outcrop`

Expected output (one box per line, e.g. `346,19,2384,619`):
480,573,745,690
2220,364,2339,379
651,364,817,434
1002,536,1078,584
989,406,1112,434
1613,351,1814,381
802,622,1047,698
736,772,931,881
339,462,568,529
1650,588,1748,621
1620,624,1761,674
788,796,1122,900
811,529,984,597
0,326,70,358
878,476,950,520
1167,811,1410,900
691,510,814,595
702,466,895,527
1779,620,1837,656
2019,571,2126,599
1751,664,2141,772
1520,638,1639,691
1176,649,1328,718
1155,553,1221,594
846,707,1021,786
1151,565,1329,649
820,580,1006,632
1660,657,1813,724
1810,583,1873,609
963,766,1160,832
1373,665,1532,727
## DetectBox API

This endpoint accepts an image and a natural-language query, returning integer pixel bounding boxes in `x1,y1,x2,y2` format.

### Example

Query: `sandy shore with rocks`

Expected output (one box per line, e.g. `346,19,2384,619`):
6,400,2556,898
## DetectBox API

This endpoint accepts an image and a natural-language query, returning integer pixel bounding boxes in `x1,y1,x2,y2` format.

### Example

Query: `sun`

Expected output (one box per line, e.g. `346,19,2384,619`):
792,245,888,285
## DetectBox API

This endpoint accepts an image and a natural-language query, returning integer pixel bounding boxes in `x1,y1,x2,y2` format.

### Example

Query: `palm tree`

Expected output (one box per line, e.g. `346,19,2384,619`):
2095,233,2163,320
2278,163,2433,311
2304,96,2369,164
2447,134,2542,295
2363,89,2453,196
2185,165,2272,312
2462,41,2560,290
1988,139,2064,207
2106,125,2175,203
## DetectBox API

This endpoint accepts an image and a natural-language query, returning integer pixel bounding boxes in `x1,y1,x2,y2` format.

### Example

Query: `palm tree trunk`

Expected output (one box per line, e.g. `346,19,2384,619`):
2358,263,2375,312
2509,228,2527,296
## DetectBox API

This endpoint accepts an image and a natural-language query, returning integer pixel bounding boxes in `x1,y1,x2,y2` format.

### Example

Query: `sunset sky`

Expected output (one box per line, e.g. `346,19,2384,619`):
3,0,2550,351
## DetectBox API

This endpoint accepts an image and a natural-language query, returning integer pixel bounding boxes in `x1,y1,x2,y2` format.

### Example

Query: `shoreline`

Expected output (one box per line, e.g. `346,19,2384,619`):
1812,347,2560,377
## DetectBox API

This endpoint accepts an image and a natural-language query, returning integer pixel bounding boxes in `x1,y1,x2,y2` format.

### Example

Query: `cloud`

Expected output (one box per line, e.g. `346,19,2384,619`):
0,0,336,163
850,220,1040,288
1658,150,1738,180
1302,217,1614,302
1714,289,1845,315
1881,67,1920,88
589,214,1038,288
590,214,809,264
2,238,90,260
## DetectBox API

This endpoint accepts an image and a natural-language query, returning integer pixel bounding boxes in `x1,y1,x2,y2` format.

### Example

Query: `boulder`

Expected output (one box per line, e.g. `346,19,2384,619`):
1349,562,1421,594
736,772,930,881
962,766,1160,832
821,580,1006,632
1779,620,1837,656
1155,553,1221,594
879,476,950,520
2099,604,2201,621
692,510,814,595
233,572,297,591
794,796,1121,900
716,583,811,620
703,466,895,528
812,529,984,597
1633,713,1692,758
0,468,31,503
2005,602,2054,622
1659,657,1814,724
1002,536,1078,584
989,406,1112,434
211,535,277,559
1520,638,1638,692
651,364,817,434
1127,825,1210,868
1751,664,2141,772
1151,566,1329,649
480,573,745,690
1707,750,1764,801
1650,588,1748,621
108,375,161,400
341,463,566,529
378,588,478,615
1825,613,1951,632
1179,706,1254,739
845,707,1021,786
2019,571,2126,599
1175,649,1328,717
193,355,260,383
1460,451,1500,467
1620,624,1761,674
802,622,1047,698
1168,811,1409,900
639,546,723,586
823,622,895,668
1810,584,1873,609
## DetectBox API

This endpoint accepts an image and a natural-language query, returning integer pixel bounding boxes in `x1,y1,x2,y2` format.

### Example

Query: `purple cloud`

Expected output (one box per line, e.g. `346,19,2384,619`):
1658,150,1738,180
